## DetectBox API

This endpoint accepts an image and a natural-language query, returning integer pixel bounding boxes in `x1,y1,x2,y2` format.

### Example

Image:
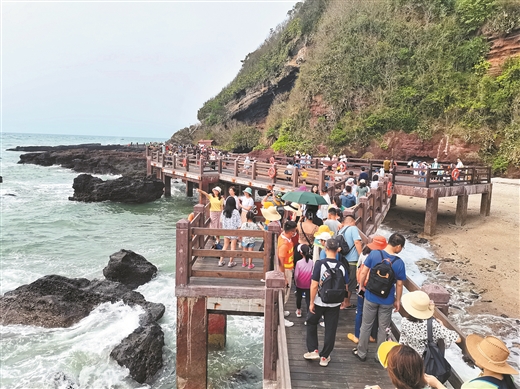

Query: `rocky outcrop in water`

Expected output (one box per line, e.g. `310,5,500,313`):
103,250,158,289
15,144,146,177
68,174,164,203
0,250,165,384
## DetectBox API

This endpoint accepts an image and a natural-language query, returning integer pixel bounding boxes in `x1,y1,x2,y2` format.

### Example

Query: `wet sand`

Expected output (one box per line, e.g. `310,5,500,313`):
384,178,520,319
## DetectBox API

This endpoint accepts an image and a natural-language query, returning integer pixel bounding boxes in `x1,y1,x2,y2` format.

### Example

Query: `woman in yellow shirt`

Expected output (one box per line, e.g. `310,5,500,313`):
197,186,224,241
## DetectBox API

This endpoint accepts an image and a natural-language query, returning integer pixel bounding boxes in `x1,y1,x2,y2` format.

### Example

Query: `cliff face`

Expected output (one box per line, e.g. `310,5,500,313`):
487,30,520,75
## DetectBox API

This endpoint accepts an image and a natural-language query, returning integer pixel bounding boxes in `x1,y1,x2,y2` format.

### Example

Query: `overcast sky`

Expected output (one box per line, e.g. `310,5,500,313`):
2,0,298,139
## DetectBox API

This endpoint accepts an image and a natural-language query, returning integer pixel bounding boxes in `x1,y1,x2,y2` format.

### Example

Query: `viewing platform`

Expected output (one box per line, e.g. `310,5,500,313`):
146,149,493,235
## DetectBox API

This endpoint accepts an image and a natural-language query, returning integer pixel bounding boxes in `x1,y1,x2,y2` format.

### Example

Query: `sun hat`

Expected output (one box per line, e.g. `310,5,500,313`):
377,341,400,368
261,206,281,222
244,187,253,195
401,291,434,320
346,178,355,185
314,225,333,237
212,186,222,193
466,334,518,375
315,231,332,241
359,179,366,184
367,235,387,250
284,202,302,216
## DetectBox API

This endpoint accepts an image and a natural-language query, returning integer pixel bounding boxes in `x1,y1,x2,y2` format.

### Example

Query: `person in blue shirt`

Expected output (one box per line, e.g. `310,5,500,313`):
352,233,406,362
359,166,369,181
340,185,357,208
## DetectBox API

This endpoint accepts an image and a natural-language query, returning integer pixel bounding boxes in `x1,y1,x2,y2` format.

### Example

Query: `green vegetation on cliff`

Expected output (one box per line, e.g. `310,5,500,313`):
192,0,520,172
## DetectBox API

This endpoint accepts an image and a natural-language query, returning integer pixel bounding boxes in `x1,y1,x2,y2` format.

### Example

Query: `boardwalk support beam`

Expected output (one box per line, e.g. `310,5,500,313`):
164,175,171,197
176,296,208,389
263,271,285,382
455,193,469,226
480,184,492,216
424,195,439,236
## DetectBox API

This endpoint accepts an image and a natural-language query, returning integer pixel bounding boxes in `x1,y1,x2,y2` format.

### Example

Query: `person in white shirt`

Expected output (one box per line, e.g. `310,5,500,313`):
318,188,331,220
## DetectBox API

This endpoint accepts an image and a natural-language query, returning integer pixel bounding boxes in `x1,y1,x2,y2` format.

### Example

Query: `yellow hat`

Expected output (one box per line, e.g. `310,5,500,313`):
314,225,333,237
377,341,400,368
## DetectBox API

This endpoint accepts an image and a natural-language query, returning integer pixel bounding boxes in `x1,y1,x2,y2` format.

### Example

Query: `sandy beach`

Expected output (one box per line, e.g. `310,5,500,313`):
384,178,520,319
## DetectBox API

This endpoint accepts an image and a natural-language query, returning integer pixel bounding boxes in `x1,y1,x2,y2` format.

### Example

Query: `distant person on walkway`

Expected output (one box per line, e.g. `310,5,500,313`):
383,158,391,174
340,185,356,208
278,220,298,328
318,188,331,220
370,175,379,190
359,167,369,181
462,334,518,389
399,290,460,355
304,236,348,367
372,343,448,389
356,179,369,203
456,158,464,169
218,197,242,268
240,210,262,269
197,186,224,242
240,187,255,223
353,233,407,362
294,244,313,319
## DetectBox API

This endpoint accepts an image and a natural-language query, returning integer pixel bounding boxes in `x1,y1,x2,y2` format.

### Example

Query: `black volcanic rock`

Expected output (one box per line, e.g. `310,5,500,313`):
68,174,164,203
0,251,166,384
103,250,158,289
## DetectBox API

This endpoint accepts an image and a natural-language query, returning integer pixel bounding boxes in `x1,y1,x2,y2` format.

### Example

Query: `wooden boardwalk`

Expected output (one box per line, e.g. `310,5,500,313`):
284,296,394,389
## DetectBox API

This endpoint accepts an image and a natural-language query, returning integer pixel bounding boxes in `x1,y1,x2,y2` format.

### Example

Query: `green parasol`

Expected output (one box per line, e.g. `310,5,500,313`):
281,191,328,206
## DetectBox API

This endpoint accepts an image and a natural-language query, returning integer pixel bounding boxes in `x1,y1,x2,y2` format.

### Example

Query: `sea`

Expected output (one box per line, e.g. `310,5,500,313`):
1,132,518,389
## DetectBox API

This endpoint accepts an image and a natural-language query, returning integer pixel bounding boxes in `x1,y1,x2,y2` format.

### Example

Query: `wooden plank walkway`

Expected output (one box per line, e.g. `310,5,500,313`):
284,295,394,389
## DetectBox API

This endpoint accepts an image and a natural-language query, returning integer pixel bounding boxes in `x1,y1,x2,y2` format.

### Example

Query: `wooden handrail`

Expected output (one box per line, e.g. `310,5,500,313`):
276,290,291,389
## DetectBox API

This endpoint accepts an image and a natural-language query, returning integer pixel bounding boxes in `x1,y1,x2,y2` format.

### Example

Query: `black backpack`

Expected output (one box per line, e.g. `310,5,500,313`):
318,261,346,304
423,318,452,384
365,251,398,298
337,226,354,257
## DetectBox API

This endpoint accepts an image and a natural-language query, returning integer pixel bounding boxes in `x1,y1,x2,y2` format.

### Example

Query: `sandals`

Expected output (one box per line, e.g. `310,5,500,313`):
228,261,237,268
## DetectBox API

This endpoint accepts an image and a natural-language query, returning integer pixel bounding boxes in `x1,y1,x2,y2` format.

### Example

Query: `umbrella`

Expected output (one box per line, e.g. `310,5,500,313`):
281,191,328,206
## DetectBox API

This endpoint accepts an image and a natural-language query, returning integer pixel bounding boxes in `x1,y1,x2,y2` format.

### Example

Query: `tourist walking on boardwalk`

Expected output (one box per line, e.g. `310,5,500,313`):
462,334,518,389
294,244,313,319
296,209,320,263
278,220,298,328
340,185,357,208
218,197,241,268
373,343,448,389
347,235,387,344
338,215,363,307
240,187,255,223
353,233,407,362
240,210,262,269
356,179,369,203
197,186,224,242
304,236,348,367
399,290,460,356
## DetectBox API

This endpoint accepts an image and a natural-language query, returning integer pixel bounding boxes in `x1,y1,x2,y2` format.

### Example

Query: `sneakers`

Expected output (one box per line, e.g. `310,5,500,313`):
248,264,255,269
242,263,247,267
296,309,302,318
319,321,325,327
284,319,294,327
347,333,359,344
320,356,331,367
303,350,320,360
284,311,290,317
352,348,366,362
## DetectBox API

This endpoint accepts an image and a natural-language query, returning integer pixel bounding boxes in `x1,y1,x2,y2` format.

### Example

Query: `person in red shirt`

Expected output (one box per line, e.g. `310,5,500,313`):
278,220,297,327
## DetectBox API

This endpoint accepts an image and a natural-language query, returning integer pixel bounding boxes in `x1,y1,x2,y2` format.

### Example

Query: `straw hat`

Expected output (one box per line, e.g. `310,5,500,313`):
261,206,281,221
314,225,333,238
401,291,434,320
244,187,253,195
466,334,518,375
284,202,302,216
367,235,387,250
377,341,400,368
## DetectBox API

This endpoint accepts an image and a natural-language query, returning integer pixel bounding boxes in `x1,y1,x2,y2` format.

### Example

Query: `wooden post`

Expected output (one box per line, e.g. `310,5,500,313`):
426,168,431,188
318,170,325,192
315,158,319,169
455,193,469,226
359,197,368,233
194,203,205,256
268,223,281,271
173,154,177,169
234,159,239,177
480,184,492,216
176,219,190,287
186,181,194,197
424,195,439,236
176,296,207,389
199,158,205,176
292,166,299,187
252,161,257,180
156,168,162,180
208,313,226,350
218,158,223,174
146,157,152,175
263,271,285,382
164,175,171,197
185,156,190,172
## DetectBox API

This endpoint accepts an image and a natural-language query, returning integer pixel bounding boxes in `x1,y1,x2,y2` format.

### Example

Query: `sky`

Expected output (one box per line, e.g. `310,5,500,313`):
1,0,298,139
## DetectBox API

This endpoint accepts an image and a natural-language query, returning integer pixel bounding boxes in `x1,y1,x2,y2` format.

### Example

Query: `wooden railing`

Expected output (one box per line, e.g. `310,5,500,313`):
392,165,492,188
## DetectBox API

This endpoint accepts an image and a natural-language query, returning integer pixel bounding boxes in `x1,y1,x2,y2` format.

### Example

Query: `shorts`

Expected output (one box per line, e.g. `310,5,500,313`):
241,242,255,248
348,264,357,292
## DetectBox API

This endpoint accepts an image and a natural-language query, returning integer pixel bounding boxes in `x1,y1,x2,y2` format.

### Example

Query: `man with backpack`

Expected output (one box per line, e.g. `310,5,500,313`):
352,233,407,362
304,237,348,367
338,215,363,307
